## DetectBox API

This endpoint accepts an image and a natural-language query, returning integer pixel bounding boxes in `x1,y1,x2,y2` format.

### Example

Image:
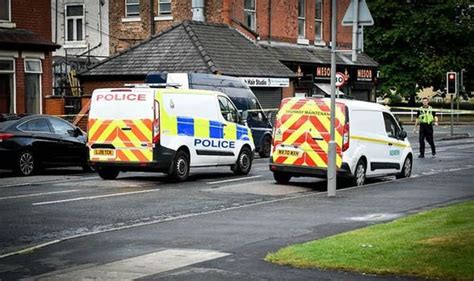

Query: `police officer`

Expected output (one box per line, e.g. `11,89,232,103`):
413,97,438,158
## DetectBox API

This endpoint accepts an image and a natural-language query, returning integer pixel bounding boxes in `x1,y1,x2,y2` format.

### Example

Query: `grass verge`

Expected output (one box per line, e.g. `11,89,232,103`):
265,201,474,280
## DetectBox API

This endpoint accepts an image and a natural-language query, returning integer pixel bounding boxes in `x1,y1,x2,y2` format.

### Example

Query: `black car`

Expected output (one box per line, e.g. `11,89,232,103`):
0,114,90,176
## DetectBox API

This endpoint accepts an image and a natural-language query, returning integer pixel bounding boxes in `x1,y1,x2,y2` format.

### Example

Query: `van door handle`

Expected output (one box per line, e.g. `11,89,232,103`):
312,137,324,141
121,127,132,131
388,143,393,146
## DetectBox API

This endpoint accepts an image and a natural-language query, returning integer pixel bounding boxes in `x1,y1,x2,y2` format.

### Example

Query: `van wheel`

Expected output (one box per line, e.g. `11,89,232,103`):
352,159,366,186
273,172,291,184
16,150,36,176
170,150,190,182
97,167,119,180
233,147,252,175
396,156,412,179
259,136,272,158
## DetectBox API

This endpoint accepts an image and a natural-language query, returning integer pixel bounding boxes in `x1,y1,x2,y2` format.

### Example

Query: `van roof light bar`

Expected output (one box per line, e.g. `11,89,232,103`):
123,83,181,89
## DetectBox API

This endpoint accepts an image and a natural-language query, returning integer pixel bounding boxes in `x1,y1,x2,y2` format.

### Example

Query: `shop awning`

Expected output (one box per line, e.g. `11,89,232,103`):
314,83,346,98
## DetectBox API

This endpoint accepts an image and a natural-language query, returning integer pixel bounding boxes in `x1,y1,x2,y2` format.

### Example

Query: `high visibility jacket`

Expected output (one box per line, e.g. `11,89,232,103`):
419,106,434,124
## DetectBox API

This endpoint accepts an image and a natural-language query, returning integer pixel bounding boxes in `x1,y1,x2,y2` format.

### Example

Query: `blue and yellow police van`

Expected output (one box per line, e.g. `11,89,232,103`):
88,87,254,182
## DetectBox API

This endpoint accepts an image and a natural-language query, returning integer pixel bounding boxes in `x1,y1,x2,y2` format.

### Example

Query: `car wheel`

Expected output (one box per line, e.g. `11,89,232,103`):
273,171,291,184
233,147,252,175
170,150,190,182
396,156,412,179
97,167,119,180
259,136,272,158
16,150,35,176
352,159,366,187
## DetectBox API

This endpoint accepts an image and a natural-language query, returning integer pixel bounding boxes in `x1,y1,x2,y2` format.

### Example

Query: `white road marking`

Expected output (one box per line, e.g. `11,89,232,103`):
31,249,230,280
2,164,473,260
32,189,159,206
0,190,79,201
0,176,99,189
206,175,262,185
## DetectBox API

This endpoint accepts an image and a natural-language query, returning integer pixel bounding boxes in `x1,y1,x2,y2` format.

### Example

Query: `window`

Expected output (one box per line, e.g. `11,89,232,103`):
157,0,171,16
50,118,75,136
383,112,400,139
18,119,52,133
244,0,256,31
218,96,239,123
126,0,140,17
315,0,323,41
0,58,14,113
65,5,84,42
298,0,305,38
0,0,10,21
24,59,42,114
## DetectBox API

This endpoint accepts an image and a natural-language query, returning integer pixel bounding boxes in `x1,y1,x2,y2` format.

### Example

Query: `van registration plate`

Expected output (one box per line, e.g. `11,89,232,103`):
93,149,115,157
278,149,300,157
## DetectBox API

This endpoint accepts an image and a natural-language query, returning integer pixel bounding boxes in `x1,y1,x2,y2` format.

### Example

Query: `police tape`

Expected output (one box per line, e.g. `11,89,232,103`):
389,106,474,114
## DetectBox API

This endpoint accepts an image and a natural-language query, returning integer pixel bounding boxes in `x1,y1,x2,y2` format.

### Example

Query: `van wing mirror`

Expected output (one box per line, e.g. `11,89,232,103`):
398,130,407,140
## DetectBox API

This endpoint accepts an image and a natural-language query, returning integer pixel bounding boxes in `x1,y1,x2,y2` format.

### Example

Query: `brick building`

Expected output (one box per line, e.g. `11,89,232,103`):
0,0,59,114
80,0,378,114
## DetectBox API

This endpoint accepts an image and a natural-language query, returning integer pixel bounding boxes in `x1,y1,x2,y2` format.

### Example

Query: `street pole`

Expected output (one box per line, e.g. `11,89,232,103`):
351,0,359,62
457,71,463,122
327,0,337,197
451,94,454,136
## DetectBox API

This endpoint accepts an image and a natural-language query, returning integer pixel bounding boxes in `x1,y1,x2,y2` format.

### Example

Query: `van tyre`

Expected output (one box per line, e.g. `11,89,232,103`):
233,147,252,175
16,150,35,176
170,150,190,182
352,159,366,187
259,136,272,158
97,167,119,180
273,172,291,184
396,156,412,179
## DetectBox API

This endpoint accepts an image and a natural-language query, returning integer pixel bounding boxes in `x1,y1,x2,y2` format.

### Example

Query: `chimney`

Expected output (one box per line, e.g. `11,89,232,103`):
192,0,205,21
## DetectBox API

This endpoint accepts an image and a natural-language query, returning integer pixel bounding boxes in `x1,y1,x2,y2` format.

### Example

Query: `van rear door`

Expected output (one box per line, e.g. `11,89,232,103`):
272,98,345,168
272,98,309,166
88,89,154,163
303,99,346,168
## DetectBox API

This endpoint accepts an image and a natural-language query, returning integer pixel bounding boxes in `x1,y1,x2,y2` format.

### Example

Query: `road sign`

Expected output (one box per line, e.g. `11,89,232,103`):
342,0,374,26
335,72,346,88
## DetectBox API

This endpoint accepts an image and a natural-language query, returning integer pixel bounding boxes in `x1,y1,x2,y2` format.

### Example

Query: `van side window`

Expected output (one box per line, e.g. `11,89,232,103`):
218,96,239,123
383,112,400,138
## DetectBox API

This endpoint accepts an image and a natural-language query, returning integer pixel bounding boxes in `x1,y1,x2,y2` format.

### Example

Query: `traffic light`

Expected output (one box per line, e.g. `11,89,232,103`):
446,72,457,95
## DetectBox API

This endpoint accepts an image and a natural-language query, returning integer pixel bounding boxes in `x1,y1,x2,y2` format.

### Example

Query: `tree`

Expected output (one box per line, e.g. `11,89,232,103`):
365,0,474,105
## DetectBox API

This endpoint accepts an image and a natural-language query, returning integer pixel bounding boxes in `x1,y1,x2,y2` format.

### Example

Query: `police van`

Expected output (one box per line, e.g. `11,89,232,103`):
88,88,255,181
270,97,413,186
145,73,273,158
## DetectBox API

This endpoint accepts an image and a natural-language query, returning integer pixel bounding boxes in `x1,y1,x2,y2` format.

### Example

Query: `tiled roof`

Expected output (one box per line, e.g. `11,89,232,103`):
0,28,60,51
80,21,295,78
260,42,379,67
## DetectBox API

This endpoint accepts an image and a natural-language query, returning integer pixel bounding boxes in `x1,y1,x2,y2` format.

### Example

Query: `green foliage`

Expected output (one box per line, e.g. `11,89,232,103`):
266,201,474,280
365,0,474,102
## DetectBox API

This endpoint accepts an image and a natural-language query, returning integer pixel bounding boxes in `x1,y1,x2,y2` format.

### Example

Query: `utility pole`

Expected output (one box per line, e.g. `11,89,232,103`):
351,0,359,61
328,0,337,197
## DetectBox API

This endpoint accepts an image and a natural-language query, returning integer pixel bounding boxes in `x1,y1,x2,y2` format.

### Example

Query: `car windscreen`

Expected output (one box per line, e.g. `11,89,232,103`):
0,120,17,131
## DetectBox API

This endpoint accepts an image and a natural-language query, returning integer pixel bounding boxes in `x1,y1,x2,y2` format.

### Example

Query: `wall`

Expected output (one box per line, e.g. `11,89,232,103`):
11,0,52,39
228,0,352,46
52,0,110,58
108,0,353,54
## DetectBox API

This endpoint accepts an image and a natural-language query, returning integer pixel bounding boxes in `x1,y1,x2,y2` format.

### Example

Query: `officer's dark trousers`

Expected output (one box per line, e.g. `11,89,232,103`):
419,124,436,156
